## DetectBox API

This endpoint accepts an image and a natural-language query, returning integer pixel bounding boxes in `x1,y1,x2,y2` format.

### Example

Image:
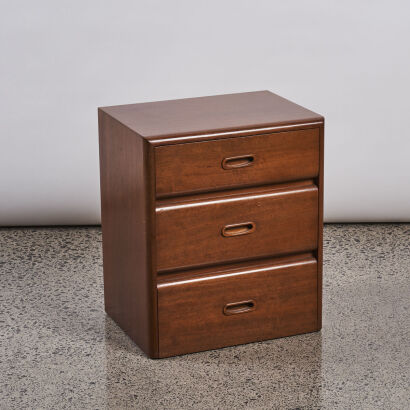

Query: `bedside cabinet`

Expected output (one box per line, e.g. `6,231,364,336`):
98,91,324,358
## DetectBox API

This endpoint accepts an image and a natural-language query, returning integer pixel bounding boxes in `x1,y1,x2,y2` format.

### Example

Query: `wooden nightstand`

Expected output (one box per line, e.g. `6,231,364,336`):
98,91,324,358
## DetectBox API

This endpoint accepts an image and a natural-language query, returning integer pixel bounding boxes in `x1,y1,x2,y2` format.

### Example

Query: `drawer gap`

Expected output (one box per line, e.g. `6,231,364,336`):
157,252,317,285
156,179,316,208
156,179,317,202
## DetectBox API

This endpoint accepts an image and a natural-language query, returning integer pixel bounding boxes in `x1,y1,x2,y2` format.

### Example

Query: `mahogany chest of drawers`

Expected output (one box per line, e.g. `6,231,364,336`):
98,91,324,358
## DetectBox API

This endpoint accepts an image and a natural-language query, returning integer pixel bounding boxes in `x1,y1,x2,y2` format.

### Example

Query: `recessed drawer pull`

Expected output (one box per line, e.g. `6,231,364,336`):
223,300,256,315
221,222,255,237
222,154,255,170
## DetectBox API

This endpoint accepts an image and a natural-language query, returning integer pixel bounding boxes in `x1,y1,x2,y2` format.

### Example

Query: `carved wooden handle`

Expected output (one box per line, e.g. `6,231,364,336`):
222,154,255,169
223,300,256,315
221,222,255,237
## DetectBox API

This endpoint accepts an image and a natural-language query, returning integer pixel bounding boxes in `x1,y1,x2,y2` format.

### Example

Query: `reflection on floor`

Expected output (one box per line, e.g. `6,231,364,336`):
0,224,409,409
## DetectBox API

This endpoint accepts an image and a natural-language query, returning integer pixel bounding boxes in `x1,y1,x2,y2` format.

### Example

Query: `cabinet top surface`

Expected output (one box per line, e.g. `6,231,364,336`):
99,90,323,140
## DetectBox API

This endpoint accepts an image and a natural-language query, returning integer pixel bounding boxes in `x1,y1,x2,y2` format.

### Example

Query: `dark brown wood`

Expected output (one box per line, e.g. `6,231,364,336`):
317,124,325,329
222,154,255,170
98,90,324,358
157,255,318,357
100,90,323,141
223,300,256,315
157,252,316,283
156,181,318,272
222,222,256,237
155,128,319,197
98,110,158,358
150,121,323,146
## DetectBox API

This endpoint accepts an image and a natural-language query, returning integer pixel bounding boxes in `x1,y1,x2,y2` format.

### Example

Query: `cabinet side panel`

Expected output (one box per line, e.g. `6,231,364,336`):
317,124,324,329
98,109,156,357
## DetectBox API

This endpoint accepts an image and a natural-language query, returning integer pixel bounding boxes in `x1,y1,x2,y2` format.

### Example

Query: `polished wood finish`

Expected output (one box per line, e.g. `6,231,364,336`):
158,255,318,357
155,128,319,197
156,182,318,272
156,252,315,283
98,110,157,357
100,90,323,141
317,124,325,329
98,91,324,358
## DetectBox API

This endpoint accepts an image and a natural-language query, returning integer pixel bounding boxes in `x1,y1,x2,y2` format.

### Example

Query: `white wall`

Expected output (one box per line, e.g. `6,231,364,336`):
1,0,409,225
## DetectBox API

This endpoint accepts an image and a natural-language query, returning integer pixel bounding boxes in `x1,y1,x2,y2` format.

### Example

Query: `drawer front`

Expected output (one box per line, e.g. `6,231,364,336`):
158,256,318,357
155,128,319,197
156,183,318,272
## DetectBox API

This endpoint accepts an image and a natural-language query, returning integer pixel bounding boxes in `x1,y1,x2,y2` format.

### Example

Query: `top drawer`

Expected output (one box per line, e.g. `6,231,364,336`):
155,128,319,197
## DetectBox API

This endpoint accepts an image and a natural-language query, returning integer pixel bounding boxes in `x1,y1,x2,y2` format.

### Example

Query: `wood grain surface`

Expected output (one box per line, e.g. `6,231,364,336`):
156,181,318,272
155,128,319,197
158,255,318,357
100,91,323,140
98,91,324,358
98,110,158,357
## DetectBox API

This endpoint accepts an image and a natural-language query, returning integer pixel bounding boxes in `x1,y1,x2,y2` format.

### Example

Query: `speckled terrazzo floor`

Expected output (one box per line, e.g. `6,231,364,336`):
0,224,409,409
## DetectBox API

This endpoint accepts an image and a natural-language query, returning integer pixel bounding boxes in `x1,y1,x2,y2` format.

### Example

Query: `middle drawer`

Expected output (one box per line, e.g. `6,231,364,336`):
156,181,318,272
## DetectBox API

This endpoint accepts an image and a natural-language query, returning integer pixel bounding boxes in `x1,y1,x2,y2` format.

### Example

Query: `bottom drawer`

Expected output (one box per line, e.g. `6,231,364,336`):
157,255,318,357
